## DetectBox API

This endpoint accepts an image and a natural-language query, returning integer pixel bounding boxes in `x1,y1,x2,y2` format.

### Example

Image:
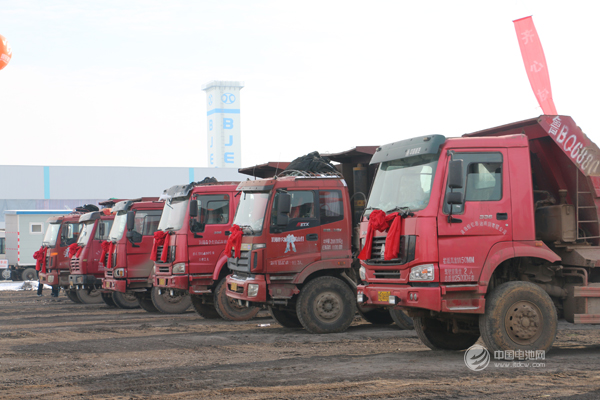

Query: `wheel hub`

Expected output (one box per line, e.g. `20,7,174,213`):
505,300,543,343
315,292,341,320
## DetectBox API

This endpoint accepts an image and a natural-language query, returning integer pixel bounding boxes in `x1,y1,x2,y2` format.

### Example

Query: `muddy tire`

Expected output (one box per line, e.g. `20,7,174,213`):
479,281,557,352
357,305,394,325
389,309,414,330
66,289,82,304
22,268,37,281
150,287,191,314
191,294,221,319
269,306,303,328
76,287,104,304
296,276,356,334
214,279,259,321
101,292,117,307
414,317,479,351
112,291,140,309
136,292,160,313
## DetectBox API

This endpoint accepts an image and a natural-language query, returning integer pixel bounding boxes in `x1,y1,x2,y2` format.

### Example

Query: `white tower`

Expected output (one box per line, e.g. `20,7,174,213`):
202,80,244,168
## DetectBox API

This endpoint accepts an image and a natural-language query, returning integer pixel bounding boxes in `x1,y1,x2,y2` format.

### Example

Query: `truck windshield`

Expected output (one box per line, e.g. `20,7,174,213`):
233,192,270,234
366,154,439,213
42,223,61,247
158,198,189,231
109,213,128,242
77,222,95,246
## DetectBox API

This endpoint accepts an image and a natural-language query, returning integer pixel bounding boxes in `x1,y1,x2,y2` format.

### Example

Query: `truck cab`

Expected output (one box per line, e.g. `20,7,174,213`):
101,199,163,309
357,115,600,352
68,211,114,304
225,172,358,333
38,213,82,300
152,181,256,319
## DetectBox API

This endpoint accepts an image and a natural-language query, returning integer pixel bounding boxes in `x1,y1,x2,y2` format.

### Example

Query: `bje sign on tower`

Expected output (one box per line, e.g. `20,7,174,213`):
202,81,244,168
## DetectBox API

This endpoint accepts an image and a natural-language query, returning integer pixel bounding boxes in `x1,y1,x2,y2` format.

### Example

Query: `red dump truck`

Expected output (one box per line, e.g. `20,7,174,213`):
67,210,114,304
101,198,163,310
357,115,600,352
37,210,85,302
152,180,259,319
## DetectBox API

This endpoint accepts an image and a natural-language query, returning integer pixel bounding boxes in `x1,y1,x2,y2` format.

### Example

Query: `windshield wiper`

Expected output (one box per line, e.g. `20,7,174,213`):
238,225,255,235
385,206,414,217
363,207,379,211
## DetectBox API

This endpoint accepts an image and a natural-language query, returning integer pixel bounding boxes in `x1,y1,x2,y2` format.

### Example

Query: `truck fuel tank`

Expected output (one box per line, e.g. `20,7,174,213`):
535,203,577,243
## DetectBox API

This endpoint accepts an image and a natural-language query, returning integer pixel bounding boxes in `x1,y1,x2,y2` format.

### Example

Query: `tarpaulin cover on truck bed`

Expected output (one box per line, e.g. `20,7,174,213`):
284,151,338,174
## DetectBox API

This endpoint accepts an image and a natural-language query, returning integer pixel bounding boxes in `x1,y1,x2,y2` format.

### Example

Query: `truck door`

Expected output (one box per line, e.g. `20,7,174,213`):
127,210,161,276
266,190,320,273
187,194,231,274
437,150,512,283
319,190,348,260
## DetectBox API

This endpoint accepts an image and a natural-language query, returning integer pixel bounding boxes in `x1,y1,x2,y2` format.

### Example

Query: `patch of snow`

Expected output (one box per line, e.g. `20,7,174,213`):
0,281,52,291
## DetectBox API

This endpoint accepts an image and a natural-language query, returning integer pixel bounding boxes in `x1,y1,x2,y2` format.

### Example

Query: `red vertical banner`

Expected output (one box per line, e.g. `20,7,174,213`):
0,34,12,71
513,16,557,115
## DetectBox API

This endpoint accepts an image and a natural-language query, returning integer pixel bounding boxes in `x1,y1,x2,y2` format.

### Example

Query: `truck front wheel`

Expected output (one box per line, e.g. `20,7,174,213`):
76,288,104,304
66,289,82,304
214,279,259,321
135,292,159,313
479,281,557,352
150,287,192,314
22,268,37,281
414,317,479,351
112,292,140,309
101,292,116,307
191,294,221,319
296,276,356,334
389,309,414,330
269,306,303,328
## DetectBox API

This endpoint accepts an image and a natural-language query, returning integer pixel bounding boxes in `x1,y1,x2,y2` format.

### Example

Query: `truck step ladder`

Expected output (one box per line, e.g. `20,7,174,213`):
576,172,600,240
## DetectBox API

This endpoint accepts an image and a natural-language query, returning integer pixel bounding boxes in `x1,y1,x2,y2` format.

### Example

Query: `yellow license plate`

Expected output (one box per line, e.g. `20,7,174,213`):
70,283,74,288
378,291,390,302
158,278,166,286
230,282,238,291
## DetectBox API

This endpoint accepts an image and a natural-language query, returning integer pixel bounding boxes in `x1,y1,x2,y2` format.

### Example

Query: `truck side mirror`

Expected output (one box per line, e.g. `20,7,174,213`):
277,193,292,214
448,160,464,189
446,192,463,205
189,200,198,217
98,223,105,237
126,211,135,231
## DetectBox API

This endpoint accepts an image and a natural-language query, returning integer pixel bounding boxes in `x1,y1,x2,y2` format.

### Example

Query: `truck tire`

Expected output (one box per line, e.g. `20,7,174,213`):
76,288,104,304
269,306,303,328
150,287,192,314
357,305,394,325
413,317,480,351
66,289,82,304
101,292,117,307
479,281,557,353
1,269,11,280
112,291,140,309
389,309,414,330
296,276,356,334
21,268,37,281
135,292,160,313
191,294,221,319
214,279,260,321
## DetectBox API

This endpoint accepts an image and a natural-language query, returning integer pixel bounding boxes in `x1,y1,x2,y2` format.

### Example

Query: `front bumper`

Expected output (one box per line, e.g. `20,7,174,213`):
39,270,69,286
357,284,441,312
225,274,267,303
154,274,189,291
68,274,101,288
102,278,127,293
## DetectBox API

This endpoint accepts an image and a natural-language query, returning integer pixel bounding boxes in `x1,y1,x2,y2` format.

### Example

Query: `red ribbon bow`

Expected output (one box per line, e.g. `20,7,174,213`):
225,225,243,258
150,231,170,263
33,246,47,274
68,243,83,259
358,210,403,261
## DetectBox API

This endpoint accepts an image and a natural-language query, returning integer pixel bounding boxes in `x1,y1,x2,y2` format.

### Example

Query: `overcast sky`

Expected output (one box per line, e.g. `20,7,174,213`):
1,0,599,168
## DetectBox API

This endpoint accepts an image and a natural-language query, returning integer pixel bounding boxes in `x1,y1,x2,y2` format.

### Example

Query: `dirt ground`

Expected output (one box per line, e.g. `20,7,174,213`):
1,289,600,400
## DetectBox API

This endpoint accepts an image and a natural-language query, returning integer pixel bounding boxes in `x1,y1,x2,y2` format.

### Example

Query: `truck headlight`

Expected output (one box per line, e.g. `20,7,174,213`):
248,284,259,297
359,266,366,281
409,264,435,281
113,268,125,278
172,263,186,274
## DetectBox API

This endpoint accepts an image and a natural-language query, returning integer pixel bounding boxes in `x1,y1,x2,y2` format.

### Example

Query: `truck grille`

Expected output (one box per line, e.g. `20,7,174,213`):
70,258,81,273
374,270,401,279
156,246,174,263
105,270,113,277
366,235,416,265
158,266,170,273
228,250,251,272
